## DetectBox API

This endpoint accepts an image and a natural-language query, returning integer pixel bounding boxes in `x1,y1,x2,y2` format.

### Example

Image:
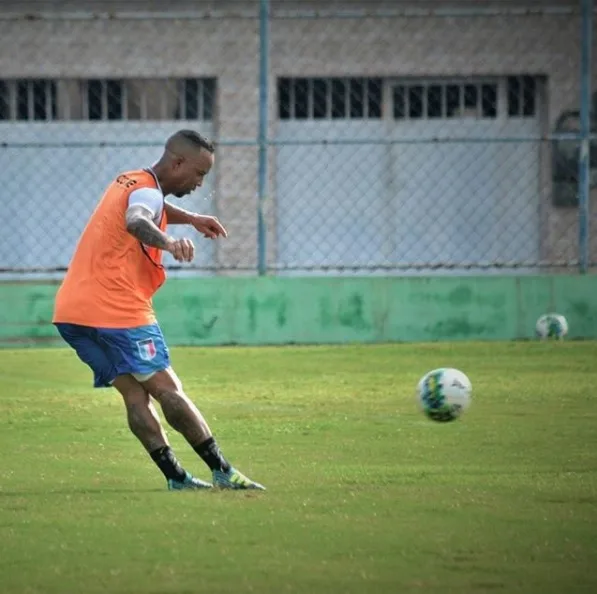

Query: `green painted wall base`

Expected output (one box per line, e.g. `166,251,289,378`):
1,275,596,347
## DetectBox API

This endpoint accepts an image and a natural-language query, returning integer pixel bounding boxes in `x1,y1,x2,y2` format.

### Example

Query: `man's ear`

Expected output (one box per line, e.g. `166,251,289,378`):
173,156,185,171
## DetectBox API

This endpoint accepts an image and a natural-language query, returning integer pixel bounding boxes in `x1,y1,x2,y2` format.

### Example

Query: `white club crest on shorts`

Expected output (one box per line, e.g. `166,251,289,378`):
137,338,157,361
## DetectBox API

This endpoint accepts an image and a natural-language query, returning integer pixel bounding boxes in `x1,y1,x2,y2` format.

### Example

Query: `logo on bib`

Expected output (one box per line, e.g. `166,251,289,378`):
137,338,157,361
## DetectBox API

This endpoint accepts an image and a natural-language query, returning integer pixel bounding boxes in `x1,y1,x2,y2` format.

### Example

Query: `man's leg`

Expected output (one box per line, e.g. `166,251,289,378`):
112,374,168,452
112,375,212,491
97,322,263,490
54,324,210,491
141,367,265,490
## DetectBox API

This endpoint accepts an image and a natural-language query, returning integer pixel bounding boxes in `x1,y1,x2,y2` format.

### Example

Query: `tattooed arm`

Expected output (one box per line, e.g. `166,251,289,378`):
125,205,170,249
125,205,195,262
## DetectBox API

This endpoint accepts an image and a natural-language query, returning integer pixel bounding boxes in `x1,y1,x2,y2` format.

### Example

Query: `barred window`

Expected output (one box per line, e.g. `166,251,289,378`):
393,81,498,120
0,79,57,121
392,77,539,120
87,79,124,120
0,78,216,122
278,77,382,120
180,78,214,120
507,76,536,117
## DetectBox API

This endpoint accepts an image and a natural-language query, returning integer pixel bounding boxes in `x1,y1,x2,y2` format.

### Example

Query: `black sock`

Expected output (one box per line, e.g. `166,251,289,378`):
194,437,231,472
149,446,187,482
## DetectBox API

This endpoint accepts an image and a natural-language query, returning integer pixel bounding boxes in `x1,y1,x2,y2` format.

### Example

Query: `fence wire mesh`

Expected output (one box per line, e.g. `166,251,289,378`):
0,1,593,277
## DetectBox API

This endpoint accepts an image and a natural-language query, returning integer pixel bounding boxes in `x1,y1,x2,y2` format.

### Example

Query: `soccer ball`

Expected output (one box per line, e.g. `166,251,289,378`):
535,313,568,340
417,368,472,422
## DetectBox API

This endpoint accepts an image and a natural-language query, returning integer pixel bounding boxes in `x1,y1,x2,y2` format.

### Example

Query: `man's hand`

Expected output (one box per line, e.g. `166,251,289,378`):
165,237,195,263
125,204,195,262
191,214,228,240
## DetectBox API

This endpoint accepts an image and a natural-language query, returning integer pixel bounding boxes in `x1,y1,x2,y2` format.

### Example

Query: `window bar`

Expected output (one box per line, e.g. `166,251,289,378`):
474,83,481,118
498,78,507,120
520,76,528,117
101,81,108,121
140,85,148,120
122,81,128,120
82,81,88,119
59,81,68,121
178,81,185,120
9,81,16,120
45,80,51,121
27,80,33,121
459,82,464,116
404,85,410,121
176,81,183,120
198,80,204,121
344,77,350,119
382,79,393,121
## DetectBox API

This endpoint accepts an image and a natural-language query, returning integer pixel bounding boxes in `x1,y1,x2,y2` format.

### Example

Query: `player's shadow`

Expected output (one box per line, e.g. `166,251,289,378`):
0,487,167,497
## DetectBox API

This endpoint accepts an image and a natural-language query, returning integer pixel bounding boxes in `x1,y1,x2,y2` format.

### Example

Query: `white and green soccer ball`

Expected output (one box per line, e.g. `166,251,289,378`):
535,313,568,340
417,368,472,423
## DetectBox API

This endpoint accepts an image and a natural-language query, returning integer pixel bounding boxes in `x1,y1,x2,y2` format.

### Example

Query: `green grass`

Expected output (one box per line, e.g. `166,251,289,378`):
1,341,596,594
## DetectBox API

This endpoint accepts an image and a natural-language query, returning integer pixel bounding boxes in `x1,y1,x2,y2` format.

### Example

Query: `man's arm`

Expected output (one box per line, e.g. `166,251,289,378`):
125,205,195,262
164,201,195,225
125,205,171,249
164,202,228,239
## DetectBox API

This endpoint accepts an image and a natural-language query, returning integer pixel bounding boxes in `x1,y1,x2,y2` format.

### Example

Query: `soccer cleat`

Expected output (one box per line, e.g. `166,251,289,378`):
167,471,213,491
212,467,266,491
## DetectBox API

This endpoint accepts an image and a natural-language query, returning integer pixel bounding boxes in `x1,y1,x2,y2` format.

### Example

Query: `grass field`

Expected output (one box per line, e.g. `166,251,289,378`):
1,341,596,594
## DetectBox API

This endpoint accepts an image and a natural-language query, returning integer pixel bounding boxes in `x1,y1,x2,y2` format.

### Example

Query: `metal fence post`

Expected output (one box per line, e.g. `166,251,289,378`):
257,0,270,276
578,0,593,273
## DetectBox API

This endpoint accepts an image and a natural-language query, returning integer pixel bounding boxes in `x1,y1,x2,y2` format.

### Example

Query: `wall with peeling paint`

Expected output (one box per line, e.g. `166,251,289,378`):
1,276,596,348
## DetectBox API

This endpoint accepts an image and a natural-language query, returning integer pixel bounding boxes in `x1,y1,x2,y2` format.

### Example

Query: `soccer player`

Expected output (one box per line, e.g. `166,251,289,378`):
52,129,265,491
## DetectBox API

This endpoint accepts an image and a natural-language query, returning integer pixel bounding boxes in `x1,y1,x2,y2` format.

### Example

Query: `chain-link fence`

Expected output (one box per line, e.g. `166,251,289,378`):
0,0,593,277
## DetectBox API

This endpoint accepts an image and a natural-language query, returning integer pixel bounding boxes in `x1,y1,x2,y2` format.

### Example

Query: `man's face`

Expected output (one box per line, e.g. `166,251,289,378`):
171,148,215,198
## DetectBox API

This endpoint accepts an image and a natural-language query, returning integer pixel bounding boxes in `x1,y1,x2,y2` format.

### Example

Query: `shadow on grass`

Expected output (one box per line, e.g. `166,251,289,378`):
0,487,166,497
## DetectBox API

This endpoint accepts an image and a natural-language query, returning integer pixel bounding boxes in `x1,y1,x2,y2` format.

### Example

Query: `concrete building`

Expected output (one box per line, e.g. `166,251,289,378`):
0,0,593,274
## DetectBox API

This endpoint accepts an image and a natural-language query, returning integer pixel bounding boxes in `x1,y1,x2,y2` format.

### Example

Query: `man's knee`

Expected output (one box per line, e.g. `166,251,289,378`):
113,375,150,406
141,367,185,401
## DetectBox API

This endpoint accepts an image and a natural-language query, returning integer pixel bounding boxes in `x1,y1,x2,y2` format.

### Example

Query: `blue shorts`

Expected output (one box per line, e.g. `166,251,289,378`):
54,322,170,388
